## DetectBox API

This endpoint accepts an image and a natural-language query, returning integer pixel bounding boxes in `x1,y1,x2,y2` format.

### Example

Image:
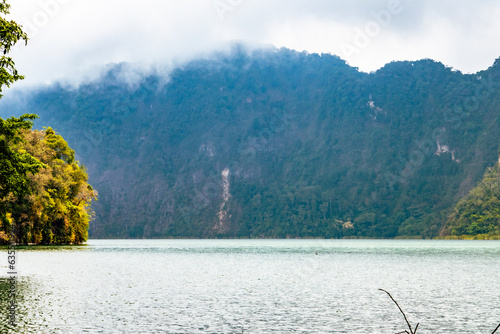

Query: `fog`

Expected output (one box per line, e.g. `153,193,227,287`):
6,0,500,88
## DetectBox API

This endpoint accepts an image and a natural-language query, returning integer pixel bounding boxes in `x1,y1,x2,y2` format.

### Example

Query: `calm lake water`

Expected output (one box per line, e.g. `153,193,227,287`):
1,239,499,333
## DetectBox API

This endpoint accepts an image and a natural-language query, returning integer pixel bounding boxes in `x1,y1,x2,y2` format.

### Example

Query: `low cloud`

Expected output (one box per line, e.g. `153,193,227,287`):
6,0,500,88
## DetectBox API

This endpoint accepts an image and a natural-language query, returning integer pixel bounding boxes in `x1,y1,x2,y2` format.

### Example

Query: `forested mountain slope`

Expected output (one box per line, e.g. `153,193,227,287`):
2,46,500,238
442,162,500,237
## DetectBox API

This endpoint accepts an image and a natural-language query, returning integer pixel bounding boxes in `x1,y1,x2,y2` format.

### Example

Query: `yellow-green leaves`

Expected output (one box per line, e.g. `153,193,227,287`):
443,165,500,237
1,126,97,245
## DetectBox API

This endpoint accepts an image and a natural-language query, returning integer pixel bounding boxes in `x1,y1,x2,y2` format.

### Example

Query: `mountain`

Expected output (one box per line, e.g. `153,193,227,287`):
1,46,500,239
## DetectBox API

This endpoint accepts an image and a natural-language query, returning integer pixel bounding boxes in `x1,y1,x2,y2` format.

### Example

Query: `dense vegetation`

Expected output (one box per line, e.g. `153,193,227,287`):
2,46,500,239
442,162,500,238
0,117,96,245
0,115,43,242
0,0,96,245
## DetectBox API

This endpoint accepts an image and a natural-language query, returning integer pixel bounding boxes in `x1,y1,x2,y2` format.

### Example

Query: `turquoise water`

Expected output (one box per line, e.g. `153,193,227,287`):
1,239,499,333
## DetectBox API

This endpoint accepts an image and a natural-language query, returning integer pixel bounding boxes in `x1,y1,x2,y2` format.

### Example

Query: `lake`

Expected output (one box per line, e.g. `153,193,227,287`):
1,239,499,333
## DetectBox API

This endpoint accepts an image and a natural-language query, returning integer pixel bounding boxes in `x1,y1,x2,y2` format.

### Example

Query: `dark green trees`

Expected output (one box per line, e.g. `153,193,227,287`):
0,0,28,97
0,115,44,242
4,51,500,239
0,2,44,243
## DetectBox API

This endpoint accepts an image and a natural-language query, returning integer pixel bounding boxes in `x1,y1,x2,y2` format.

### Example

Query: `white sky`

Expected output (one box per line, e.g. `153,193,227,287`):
6,0,500,87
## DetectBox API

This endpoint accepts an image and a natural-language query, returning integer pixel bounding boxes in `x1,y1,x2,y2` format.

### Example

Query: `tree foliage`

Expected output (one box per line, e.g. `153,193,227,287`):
0,115,42,198
0,1,95,244
0,115,44,242
0,0,28,97
442,163,500,237
0,126,97,244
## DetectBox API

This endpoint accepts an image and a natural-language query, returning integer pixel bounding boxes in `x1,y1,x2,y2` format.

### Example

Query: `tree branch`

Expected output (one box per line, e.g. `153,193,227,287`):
380,289,497,334
379,289,418,334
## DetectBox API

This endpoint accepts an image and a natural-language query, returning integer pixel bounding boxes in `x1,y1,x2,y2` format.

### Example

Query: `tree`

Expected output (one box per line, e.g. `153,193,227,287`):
0,0,32,193
0,1,96,245
0,115,42,198
0,0,28,98
441,164,500,237
7,128,97,244
0,0,39,243
0,115,45,243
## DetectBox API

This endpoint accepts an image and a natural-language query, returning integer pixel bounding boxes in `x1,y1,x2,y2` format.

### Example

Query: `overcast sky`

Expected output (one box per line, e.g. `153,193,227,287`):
7,0,500,88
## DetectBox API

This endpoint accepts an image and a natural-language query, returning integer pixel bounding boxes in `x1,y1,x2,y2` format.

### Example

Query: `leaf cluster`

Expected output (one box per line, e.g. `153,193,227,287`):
0,0,28,97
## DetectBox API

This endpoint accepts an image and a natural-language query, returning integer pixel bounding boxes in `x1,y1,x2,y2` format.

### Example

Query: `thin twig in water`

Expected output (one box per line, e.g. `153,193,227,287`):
380,289,498,333
379,289,419,334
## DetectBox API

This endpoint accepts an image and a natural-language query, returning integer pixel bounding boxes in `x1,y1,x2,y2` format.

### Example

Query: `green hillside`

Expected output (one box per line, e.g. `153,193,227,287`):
1,46,500,239
442,161,500,238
